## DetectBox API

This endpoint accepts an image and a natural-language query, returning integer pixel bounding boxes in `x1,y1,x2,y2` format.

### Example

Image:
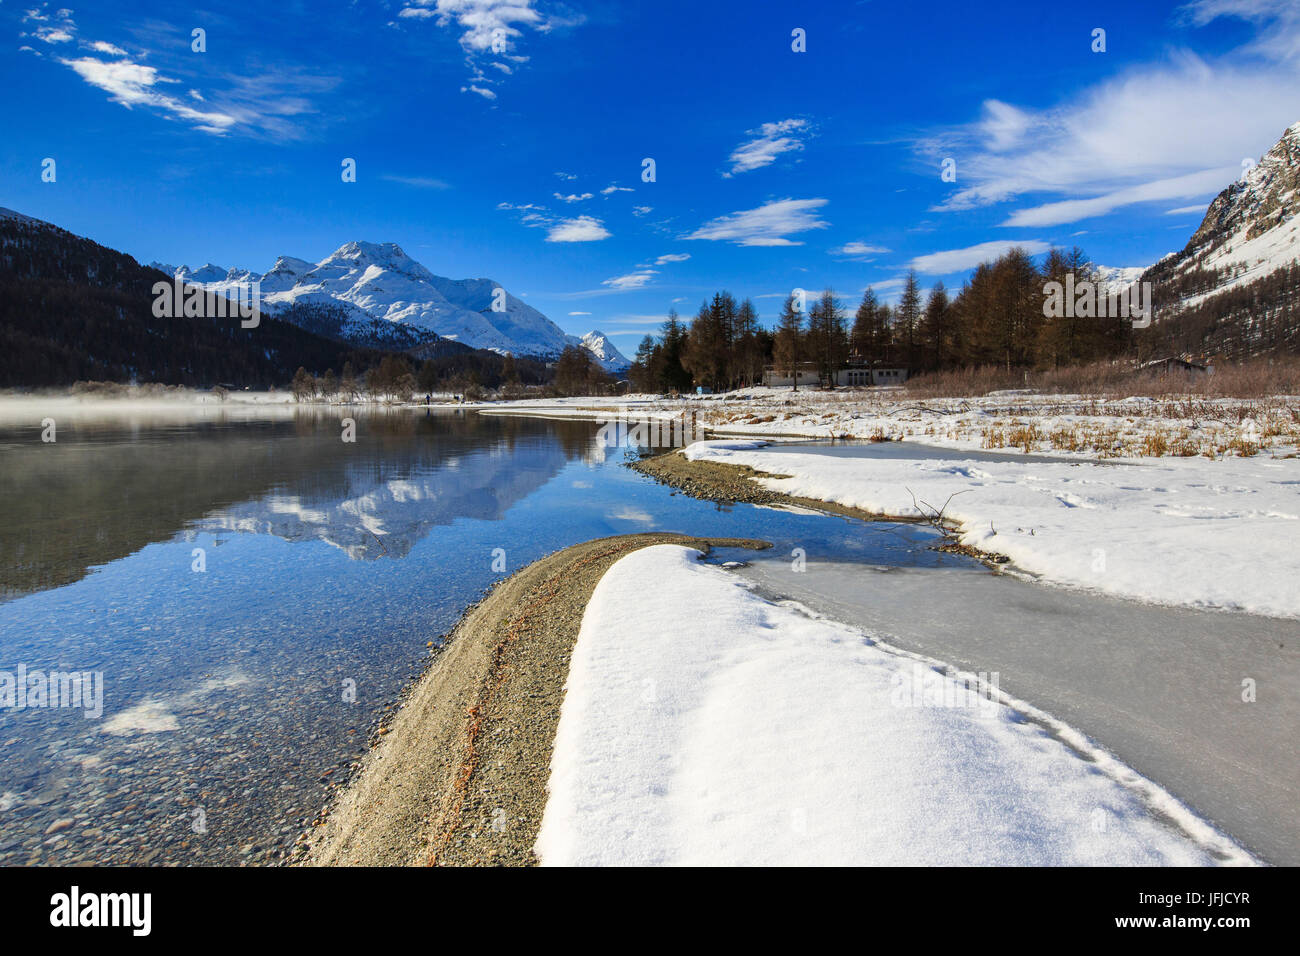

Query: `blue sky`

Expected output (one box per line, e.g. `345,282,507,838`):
3,0,1299,350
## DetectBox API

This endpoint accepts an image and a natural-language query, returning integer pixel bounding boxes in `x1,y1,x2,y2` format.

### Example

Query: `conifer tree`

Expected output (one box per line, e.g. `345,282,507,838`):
773,294,804,390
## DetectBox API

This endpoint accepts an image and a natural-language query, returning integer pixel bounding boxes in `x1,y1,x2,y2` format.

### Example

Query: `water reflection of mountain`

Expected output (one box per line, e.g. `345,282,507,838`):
197,434,576,559
0,410,597,598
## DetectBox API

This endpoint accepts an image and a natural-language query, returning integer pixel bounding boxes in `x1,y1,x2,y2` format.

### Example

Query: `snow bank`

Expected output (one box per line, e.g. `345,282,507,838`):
685,441,1300,618
535,545,1250,866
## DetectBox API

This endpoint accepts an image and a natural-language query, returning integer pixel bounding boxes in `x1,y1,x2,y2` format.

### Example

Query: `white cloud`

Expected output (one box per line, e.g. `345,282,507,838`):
979,100,1032,152
725,118,812,176
58,57,238,134
36,26,74,43
654,253,690,264
601,184,633,195
632,205,653,216
22,5,76,44
831,241,890,258
400,0,543,52
685,198,829,246
1165,203,1208,215
399,1,582,97
568,310,592,315
868,278,907,293
1002,167,1235,227
602,270,656,290
909,240,1051,274
1180,0,1300,62
554,192,593,202
922,10,1300,228
546,215,610,242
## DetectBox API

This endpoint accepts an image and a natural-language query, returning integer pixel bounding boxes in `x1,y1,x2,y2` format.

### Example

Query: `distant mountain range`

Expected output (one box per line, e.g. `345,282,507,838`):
0,208,399,388
0,209,629,387
149,242,630,372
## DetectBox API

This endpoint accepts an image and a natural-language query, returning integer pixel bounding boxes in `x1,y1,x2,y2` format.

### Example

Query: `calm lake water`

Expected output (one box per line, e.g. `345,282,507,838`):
0,406,964,865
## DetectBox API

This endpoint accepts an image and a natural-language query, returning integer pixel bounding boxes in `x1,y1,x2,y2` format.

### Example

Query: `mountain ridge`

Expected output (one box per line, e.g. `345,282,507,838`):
1141,121,1300,356
160,241,630,371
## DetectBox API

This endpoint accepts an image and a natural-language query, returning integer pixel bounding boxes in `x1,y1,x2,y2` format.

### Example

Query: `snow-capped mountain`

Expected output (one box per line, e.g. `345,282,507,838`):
567,330,631,373
1095,265,1147,296
161,241,613,363
1142,122,1300,354
1180,121,1299,291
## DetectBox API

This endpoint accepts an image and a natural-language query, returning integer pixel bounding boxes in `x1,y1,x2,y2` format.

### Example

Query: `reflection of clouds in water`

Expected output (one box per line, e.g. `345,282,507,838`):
610,507,654,525
101,670,254,737
572,481,592,489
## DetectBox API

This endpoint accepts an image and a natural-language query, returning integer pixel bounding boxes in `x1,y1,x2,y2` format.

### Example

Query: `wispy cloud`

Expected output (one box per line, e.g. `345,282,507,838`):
381,174,452,189
554,192,593,202
25,12,336,140
919,5,1300,227
59,57,240,134
831,241,890,259
909,240,1050,274
685,198,829,246
1180,0,1300,62
1001,168,1234,227
725,118,812,176
654,253,690,264
88,40,128,56
602,270,656,290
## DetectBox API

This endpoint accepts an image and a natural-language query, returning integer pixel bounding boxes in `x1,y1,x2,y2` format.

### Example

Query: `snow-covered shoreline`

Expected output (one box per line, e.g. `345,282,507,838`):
682,438,1300,618
481,387,1300,461
536,545,1254,866
484,389,1300,618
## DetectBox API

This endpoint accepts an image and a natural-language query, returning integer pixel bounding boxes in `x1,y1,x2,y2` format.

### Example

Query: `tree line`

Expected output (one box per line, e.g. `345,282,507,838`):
628,246,1142,392
290,345,609,402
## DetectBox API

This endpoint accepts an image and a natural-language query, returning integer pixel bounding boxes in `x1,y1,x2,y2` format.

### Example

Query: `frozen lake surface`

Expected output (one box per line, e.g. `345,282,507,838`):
724,548,1299,865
